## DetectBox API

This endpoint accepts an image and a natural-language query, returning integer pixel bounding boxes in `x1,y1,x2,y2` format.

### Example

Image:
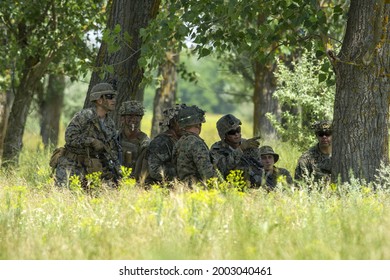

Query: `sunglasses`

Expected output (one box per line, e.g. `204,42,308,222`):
103,94,116,100
317,131,332,137
227,127,241,135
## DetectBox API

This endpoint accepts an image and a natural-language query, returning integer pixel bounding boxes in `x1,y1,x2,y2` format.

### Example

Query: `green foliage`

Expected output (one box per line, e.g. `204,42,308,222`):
267,49,335,150
0,0,107,90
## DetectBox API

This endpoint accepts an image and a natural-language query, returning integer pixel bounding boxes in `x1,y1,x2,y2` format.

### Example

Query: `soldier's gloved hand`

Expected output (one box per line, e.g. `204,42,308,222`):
240,137,260,151
91,139,105,152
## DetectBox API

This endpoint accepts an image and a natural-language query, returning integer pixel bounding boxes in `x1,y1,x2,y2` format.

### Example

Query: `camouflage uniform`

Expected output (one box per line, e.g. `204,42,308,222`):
259,145,293,190
210,141,263,186
173,105,216,183
55,83,121,187
294,144,331,182
118,101,150,171
210,114,263,187
146,105,187,183
174,131,216,182
263,167,293,190
294,120,332,183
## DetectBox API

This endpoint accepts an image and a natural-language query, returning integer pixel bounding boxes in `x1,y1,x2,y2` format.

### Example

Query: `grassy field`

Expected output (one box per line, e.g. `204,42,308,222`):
1,113,388,260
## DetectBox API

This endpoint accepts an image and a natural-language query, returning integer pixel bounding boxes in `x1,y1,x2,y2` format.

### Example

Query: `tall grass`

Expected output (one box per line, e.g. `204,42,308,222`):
1,113,389,260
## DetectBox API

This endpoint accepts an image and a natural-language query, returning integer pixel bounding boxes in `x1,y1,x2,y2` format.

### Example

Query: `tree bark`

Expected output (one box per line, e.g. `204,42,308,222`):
0,90,14,157
151,51,178,138
253,61,278,139
85,0,161,125
332,0,390,183
2,67,39,166
39,74,66,149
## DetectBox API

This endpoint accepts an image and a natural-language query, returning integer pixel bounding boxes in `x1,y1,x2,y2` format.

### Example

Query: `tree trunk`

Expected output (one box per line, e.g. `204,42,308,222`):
332,0,390,183
85,0,161,125
39,74,66,149
0,90,14,157
2,76,36,166
253,61,278,139
151,51,178,138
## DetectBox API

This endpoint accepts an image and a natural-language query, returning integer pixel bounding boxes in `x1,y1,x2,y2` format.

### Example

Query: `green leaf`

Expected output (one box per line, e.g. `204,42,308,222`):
318,73,327,83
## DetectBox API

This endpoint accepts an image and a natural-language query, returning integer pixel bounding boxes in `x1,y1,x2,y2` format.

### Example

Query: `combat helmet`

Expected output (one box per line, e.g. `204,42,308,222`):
89,83,117,102
177,105,206,129
312,120,332,135
119,100,145,116
216,114,242,139
159,104,188,128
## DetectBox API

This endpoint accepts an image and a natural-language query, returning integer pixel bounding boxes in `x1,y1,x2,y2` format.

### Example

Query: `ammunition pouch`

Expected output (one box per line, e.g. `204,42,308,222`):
49,147,65,168
84,157,103,174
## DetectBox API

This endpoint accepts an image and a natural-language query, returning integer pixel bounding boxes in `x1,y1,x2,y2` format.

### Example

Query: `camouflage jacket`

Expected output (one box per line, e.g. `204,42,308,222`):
147,130,178,182
294,144,331,183
263,166,293,190
119,131,150,169
56,107,121,186
64,107,120,163
210,140,263,187
173,131,216,182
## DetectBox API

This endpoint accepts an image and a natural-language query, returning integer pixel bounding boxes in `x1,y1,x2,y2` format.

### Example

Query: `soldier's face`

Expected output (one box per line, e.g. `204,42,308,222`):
98,95,116,112
317,131,332,147
122,115,142,131
261,154,275,171
225,127,241,146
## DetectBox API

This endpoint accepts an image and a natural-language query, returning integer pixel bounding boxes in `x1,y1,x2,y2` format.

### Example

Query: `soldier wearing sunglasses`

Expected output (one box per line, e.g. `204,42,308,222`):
210,114,263,187
54,82,121,188
294,120,333,185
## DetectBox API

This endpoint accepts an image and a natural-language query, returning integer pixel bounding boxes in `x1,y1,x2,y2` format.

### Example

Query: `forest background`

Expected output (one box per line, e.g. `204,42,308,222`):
1,0,390,261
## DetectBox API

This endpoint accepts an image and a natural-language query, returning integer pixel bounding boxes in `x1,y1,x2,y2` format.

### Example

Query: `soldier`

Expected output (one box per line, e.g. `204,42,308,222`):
145,104,187,184
55,82,121,187
294,120,332,184
259,145,293,190
210,114,263,187
173,105,216,185
118,100,150,174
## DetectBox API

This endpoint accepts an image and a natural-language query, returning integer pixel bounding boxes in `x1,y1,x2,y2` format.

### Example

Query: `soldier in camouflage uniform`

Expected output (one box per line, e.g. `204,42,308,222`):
55,83,121,187
294,120,332,184
173,105,216,184
210,114,263,187
118,100,150,174
146,104,187,184
259,145,293,190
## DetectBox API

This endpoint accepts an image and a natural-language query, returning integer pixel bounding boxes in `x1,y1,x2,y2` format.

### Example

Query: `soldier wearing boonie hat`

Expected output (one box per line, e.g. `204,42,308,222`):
259,146,293,190
294,120,333,185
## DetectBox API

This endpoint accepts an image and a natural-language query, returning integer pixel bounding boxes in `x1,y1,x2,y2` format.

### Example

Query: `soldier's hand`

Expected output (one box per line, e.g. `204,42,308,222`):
240,137,260,151
91,139,105,152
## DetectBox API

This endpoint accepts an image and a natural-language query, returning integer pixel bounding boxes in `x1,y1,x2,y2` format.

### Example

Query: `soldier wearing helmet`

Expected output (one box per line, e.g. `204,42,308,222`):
294,120,333,185
259,145,293,190
118,100,150,172
54,82,121,188
210,114,263,188
173,105,216,184
143,104,188,184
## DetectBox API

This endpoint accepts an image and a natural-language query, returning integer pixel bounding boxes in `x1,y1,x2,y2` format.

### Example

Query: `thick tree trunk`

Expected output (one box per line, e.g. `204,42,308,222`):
2,83,35,166
253,61,278,139
86,0,161,125
39,74,65,149
0,90,14,157
151,51,178,138
332,0,390,183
